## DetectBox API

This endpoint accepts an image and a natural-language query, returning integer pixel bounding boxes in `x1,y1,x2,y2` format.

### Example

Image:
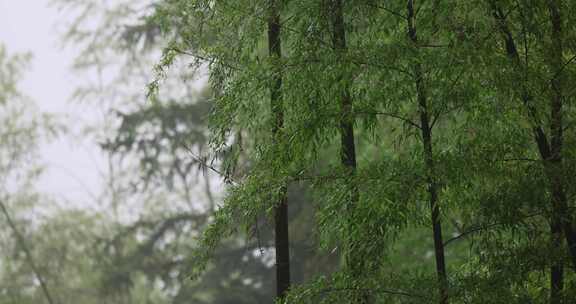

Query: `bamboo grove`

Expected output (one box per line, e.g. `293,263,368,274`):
149,0,576,303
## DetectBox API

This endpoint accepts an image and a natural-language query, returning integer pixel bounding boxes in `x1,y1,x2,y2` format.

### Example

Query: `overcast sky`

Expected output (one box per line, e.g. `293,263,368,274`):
0,0,105,206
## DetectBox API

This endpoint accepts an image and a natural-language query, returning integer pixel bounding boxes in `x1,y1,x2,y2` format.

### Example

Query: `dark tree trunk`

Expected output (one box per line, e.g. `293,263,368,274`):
489,0,576,270
551,219,564,304
268,0,291,299
547,1,566,302
330,1,368,303
274,190,291,298
407,1,448,303
490,1,574,301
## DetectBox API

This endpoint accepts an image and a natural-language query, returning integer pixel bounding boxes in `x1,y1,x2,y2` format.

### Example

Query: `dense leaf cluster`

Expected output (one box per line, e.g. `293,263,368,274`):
150,0,576,303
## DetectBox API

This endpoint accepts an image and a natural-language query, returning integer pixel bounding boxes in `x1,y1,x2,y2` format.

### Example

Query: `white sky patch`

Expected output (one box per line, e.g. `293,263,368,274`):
0,0,106,207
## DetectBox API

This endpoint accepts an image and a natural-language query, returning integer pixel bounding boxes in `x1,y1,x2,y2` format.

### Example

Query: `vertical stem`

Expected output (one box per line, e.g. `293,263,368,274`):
0,200,57,304
547,1,565,302
330,1,367,303
489,0,573,301
268,0,291,299
489,0,576,270
331,0,356,174
550,219,564,304
407,1,448,303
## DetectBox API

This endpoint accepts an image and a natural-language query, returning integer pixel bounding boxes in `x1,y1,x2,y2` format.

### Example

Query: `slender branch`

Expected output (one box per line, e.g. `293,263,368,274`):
551,54,576,81
430,67,468,129
443,212,544,247
180,144,238,185
284,58,413,77
362,3,407,20
350,58,414,76
443,222,502,247
171,47,242,72
355,110,421,129
498,158,538,162
0,200,57,304
317,287,430,300
416,43,450,48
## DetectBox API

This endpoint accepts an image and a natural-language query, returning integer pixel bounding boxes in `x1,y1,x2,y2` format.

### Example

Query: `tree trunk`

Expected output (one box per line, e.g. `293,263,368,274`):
268,0,291,299
490,0,573,301
330,1,367,303
551,219,564,304
547,1,566,302
407,1,448,303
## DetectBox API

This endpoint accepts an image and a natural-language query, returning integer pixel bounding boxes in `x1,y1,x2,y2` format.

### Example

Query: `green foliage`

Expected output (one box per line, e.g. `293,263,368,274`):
149,0,576,303
4,0,576,303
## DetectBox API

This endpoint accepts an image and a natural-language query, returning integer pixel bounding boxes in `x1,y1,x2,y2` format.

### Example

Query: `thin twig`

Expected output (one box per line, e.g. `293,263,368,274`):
0,199,57,304
551,54,576,81
172,48,242,72
181,144,238,185
443,212,544,247
355,110,421,129
362,3,407,20
317,287,429,300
